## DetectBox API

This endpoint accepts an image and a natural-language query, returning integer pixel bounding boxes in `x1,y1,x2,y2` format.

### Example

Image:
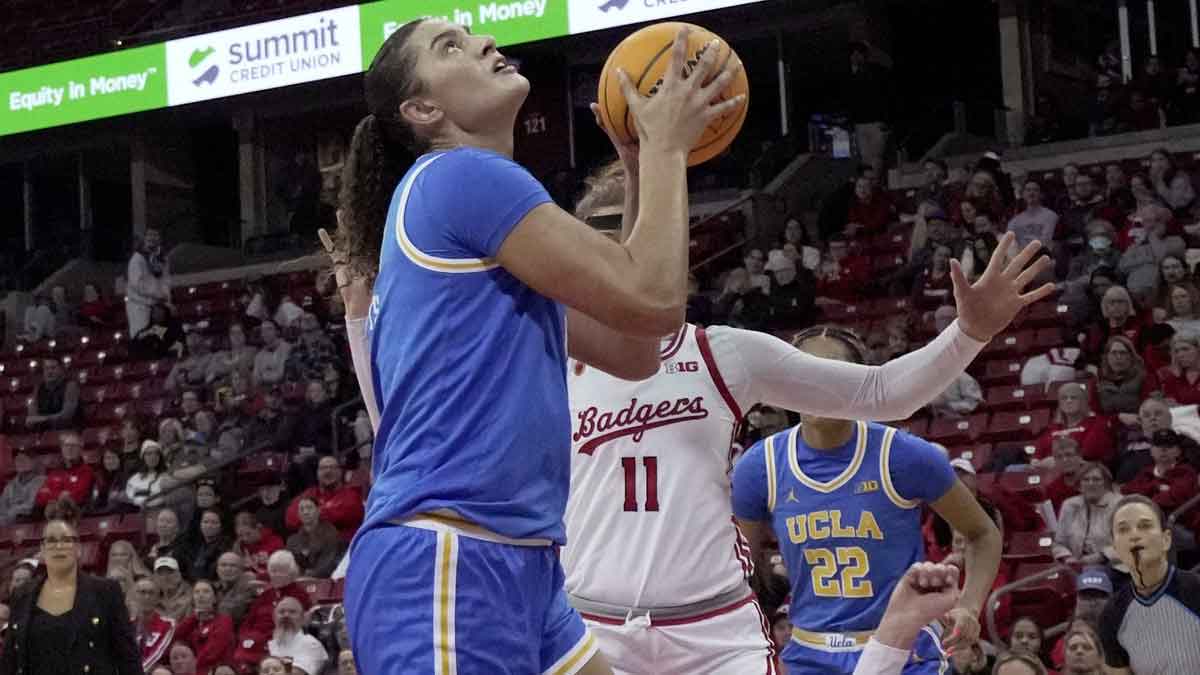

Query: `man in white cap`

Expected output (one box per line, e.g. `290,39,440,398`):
154,556,193,621
268,596,327,675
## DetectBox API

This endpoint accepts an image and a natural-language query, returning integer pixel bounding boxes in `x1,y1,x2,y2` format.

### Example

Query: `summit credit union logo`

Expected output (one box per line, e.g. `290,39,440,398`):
165,5,361,107
189,46,219,86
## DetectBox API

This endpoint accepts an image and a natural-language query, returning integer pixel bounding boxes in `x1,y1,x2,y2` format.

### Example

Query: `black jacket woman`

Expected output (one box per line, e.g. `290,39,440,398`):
0,496,141,675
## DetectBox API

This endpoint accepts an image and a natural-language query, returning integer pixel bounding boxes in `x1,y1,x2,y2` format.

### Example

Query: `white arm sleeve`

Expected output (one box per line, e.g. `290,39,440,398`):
346,317,380,432
711,320,986,421
852,639,911,675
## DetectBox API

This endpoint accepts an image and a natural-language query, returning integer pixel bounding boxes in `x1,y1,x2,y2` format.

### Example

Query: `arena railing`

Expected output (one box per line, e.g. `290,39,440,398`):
984,562,1076,646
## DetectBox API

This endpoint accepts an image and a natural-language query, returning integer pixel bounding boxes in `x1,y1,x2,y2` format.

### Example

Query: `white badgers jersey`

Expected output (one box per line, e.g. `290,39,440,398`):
564,324,752,609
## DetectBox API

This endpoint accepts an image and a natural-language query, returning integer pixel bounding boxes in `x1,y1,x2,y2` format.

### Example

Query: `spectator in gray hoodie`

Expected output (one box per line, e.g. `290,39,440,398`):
1119,204,1185,305
0,450,45,525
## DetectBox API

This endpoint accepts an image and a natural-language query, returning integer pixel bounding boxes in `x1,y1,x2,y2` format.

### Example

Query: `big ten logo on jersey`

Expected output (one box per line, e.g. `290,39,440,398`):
663,360,699,374
786,509,883,599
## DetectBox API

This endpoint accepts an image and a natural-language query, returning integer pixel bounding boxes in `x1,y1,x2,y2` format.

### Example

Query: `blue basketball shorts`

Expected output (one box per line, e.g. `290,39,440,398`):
781,624,947,675
345,518,598,675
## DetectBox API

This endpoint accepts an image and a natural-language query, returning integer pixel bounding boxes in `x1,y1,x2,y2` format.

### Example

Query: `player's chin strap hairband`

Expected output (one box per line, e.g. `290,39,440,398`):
791,324,868,364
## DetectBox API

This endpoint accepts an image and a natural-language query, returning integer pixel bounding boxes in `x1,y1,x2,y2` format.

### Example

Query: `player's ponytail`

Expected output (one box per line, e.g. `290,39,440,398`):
336,19,428,282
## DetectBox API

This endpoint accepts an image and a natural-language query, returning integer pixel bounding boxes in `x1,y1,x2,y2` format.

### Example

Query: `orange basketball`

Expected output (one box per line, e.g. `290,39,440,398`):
598,22,749,167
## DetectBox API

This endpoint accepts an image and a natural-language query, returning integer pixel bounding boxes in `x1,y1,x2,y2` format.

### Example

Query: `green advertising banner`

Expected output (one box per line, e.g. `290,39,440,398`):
358,0,569,67
0,43,167,136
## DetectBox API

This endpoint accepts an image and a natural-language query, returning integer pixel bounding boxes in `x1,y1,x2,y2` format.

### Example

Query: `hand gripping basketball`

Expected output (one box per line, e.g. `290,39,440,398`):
615,27,744,158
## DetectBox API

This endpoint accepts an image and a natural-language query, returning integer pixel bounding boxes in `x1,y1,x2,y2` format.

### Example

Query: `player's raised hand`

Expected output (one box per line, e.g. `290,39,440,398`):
319,227,372,320
874,563,962,651
950,231,1055,342
616,27,744,155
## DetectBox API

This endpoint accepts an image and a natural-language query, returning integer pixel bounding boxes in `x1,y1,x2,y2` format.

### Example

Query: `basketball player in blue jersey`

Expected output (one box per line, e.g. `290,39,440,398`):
330,18,744,675
731,327,1003,675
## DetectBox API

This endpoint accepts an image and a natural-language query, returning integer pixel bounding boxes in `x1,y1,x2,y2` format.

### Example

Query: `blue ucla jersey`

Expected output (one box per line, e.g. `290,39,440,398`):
362,147,571,543
731,421,956,632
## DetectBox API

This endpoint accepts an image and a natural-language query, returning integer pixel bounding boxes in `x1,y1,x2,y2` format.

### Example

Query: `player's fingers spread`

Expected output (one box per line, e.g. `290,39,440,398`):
616,69,643,109
1019,281,1057,304
665,27,692,84
1013,255,1052,290
687,39,721,88
703,94,747,121
699,59,741,103
1003,240,1044,278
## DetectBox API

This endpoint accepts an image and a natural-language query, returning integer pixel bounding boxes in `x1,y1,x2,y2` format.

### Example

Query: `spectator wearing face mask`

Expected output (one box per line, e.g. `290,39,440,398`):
1065,220,1121,295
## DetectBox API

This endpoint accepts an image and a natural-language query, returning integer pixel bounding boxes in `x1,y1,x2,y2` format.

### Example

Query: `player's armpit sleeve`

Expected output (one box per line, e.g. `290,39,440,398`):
730,441,772,521
345,318,380,432
723,321,985,421
852,639,910,675
428,149,553,258
887,432,957,504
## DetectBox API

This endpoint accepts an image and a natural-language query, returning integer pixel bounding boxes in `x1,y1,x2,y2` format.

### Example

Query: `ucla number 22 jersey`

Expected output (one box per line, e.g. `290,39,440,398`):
731,421,956,672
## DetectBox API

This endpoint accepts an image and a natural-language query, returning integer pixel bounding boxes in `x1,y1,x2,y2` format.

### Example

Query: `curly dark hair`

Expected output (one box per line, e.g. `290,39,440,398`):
334,19,429,283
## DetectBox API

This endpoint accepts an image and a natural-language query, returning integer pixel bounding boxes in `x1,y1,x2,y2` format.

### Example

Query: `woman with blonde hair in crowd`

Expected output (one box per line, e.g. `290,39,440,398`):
105,538,151,598
1059,624,1105,675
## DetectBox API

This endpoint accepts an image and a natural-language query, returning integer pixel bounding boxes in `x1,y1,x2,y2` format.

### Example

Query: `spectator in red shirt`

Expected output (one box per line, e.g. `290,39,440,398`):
34,431,94,513
844,174,895,239
285,455,363,543
1155,332,1200,406
233,510,284,580
174,580,235,675
814,235,871,304
1034,383,1116,466
233,550,311,672
1122,429,1199,512
1042,437,1085,512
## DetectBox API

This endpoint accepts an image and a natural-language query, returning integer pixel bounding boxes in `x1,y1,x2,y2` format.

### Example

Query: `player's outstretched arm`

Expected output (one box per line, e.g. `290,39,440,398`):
497,29,744,345
929,481,1001,651
853,563,961,675
718,232,1056,420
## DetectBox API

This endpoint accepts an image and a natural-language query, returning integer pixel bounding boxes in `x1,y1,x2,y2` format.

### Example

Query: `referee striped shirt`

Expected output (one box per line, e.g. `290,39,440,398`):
1098,565,1200,673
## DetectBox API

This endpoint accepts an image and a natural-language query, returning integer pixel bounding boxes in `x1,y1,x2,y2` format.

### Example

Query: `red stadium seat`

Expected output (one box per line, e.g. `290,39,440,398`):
979,359,1024,387
985,385,1037,411
1021,302,1070,329
6,434,38,453
299,578,334,603
926,413,989,446
331,577,345,601
992,441,1039,467
1003,530,1055,563
80,383,113,405
86,401,129,425
821,302,869,324
6,375,35,395
127,380,164,401
78,541,103,571
983,409,1051,443
979,330,1035,359
0,358,39,377
893,417,929,438
996,469,1053,502
950,443,993,472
